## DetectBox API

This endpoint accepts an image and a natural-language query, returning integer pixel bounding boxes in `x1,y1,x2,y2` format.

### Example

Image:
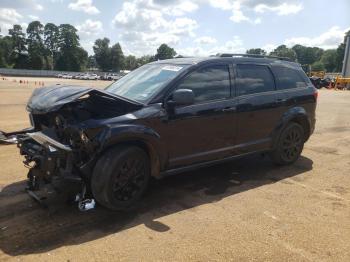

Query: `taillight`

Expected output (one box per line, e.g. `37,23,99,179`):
313,90,318,101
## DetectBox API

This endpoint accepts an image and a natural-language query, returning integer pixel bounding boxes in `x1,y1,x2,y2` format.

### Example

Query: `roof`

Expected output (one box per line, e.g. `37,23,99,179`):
151,56,301,68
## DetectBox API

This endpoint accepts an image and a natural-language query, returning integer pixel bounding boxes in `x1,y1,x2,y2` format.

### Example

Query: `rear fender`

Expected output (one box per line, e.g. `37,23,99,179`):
271,107,311,149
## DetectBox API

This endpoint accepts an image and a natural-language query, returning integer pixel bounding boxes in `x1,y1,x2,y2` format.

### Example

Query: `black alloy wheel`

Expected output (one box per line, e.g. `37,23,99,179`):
91,146,150,210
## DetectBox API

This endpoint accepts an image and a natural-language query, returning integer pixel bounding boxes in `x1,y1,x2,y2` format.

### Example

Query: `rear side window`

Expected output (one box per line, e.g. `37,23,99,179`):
236,64,275,96
176,64,230,103
273,66,308,90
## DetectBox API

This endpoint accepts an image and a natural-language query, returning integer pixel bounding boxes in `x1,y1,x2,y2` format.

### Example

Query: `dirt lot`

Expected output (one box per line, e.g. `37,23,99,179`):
0,77,349,261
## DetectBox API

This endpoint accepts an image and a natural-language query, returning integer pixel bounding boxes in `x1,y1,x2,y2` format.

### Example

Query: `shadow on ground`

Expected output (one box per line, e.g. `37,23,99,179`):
0,154,313,256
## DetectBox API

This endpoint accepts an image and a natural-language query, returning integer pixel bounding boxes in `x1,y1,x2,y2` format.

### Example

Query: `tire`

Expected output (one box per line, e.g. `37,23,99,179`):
91,146,150,211
270,122,305,165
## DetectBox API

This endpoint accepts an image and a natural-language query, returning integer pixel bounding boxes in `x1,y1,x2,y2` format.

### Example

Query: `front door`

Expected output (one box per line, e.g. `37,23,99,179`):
161,63,238,168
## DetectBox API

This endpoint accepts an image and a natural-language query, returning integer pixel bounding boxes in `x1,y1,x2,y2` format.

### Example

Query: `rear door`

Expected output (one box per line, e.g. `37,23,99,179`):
162,63,238,168
234,64,282,153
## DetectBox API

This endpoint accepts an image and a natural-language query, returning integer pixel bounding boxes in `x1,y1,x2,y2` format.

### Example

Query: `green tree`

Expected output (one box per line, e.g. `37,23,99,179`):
27,21,45,69
155,44,176,60
87,55,97,69
270,45,297,61
124,55,138,70
93,38,111,71
110,43,124,72
0,36,13,67
8,24,28,68
292,44,323,65
44,23,59,69
320,49,337,72
311,61,325,71
246,48,266,55
55,24,86,71
136,55,155,66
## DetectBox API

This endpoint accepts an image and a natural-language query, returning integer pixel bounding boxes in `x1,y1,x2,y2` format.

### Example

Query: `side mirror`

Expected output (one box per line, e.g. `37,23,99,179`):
167,89,194,108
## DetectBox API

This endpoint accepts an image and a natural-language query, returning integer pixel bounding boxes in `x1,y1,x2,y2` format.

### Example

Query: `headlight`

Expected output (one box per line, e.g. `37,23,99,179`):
55,115,64,127
80,131,89,144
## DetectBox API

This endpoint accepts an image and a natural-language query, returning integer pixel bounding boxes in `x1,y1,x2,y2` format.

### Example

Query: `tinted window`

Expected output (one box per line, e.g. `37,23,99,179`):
176,65,230,103
106,64,188,103
236,65,275,96
273,66,308,89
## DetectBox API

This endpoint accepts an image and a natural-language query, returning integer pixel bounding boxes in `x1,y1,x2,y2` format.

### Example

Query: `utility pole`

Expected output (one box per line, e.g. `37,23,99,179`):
342,32,350,77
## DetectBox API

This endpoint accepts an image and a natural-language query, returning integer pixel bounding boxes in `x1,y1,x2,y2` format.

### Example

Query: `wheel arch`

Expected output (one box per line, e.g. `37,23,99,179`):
272,107,311,149
97,125,167,179
101,139,162,178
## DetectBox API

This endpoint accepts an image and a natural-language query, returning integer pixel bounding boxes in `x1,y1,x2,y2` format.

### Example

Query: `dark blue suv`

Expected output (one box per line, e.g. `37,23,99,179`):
0,54,317,210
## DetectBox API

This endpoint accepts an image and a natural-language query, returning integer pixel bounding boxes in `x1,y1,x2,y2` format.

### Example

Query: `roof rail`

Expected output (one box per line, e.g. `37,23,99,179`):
215,53,294,62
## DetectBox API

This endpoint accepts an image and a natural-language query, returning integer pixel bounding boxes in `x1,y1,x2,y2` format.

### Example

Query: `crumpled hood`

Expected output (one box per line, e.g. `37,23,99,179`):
26,85,142,114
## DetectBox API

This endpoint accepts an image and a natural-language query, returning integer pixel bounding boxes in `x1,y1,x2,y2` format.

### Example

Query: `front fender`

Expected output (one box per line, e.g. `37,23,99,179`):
97,123,167,174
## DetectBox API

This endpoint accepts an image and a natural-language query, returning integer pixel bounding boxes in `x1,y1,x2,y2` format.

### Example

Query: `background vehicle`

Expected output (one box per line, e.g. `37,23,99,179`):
87,74,99,80
0,55,317,211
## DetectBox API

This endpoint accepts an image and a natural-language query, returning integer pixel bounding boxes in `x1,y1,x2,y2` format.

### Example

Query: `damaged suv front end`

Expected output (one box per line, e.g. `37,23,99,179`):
0,85,143,209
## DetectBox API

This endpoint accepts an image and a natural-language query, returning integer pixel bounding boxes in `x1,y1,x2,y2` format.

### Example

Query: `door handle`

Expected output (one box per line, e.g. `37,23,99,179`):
222,107,236,112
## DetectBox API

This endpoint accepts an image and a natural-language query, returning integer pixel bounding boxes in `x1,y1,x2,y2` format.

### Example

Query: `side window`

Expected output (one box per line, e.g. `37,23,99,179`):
273,66,308,89
236,64,275,96
176,64,230,103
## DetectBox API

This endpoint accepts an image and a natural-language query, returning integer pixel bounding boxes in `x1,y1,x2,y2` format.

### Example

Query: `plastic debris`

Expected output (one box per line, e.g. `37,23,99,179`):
78,199,96,211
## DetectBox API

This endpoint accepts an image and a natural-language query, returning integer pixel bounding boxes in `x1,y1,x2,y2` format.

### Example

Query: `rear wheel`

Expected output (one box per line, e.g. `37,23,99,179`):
91,146,150,210
270,122,305,165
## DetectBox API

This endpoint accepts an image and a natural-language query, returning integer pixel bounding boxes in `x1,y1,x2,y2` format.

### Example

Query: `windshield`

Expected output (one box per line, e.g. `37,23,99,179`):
105,63,188,103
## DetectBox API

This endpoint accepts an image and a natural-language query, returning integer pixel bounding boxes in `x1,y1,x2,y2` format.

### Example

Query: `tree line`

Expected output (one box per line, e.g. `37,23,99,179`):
0,20,348,73
246,30,349,73
0,22,88,71
0,21,177,72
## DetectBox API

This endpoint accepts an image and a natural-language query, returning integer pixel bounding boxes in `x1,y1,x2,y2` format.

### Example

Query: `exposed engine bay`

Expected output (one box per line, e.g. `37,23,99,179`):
0,85,142,210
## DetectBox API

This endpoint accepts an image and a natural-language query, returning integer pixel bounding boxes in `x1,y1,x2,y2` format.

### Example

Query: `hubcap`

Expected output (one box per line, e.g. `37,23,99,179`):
112,156,146,201
281,127,303,162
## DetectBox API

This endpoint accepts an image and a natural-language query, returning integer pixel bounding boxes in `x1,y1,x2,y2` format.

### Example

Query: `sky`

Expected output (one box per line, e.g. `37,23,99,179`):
0,0,349,56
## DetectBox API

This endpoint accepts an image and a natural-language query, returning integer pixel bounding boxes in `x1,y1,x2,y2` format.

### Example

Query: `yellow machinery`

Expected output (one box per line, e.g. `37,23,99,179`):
334,76,350,90
308,71,326,78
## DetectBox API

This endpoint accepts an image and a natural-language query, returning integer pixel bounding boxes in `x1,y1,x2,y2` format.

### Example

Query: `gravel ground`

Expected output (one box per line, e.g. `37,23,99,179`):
0,77,349,261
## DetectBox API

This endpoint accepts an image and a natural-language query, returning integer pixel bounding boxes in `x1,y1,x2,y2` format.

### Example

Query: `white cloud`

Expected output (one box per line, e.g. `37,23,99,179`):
20,22,28,31
76,19,103,37
285,26,350,49
178,36,245,56
28,14,39,20
261,43,277,53
195,36,217,45
68,0,100,15
35,3,43,10
254,3,303,15
1,0,42,10
0,8,22,23
208,0,232,10
206,0,303,24
113,0,199,56
0,8,23,33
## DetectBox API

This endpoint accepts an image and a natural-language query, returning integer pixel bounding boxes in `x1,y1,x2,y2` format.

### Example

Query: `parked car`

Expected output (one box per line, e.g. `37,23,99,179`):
87,74,99,80
80,73,89,80
62,74,73,79
57,73,67,78
0,55,317,211
73,74,84,79
101,73,121,81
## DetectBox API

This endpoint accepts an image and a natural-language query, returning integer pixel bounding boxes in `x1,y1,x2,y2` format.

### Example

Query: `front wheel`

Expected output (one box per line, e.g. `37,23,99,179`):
270,122,305,165
91,146,150,210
